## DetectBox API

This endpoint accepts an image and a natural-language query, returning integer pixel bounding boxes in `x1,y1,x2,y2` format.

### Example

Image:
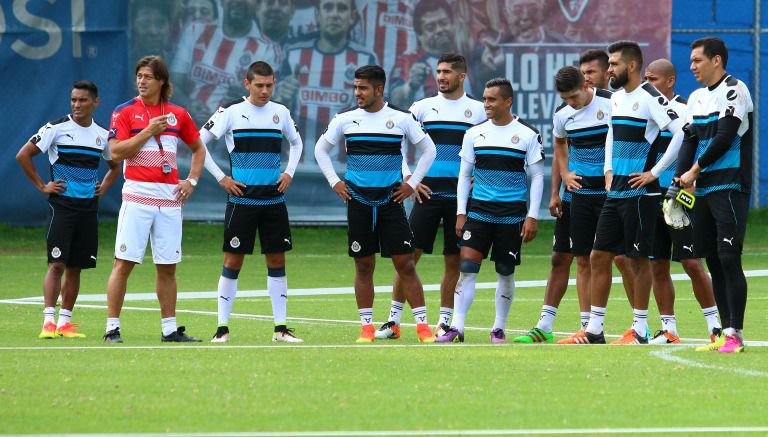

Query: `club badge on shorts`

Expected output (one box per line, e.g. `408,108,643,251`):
462,231,471,241
51,247,61,258
351,241,361,252
230,237,241,248
119,243,127,252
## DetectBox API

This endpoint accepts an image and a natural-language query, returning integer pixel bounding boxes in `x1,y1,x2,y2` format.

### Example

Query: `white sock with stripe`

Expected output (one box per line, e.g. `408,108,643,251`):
536,305,558,333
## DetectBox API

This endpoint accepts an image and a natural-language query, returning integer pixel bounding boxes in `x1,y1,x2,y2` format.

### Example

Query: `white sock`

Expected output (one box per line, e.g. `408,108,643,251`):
217,267,239,326
493,273,515,330
580,312,590,330
701,306,721,333
660,314,677,336
388,300,404,325
268,269,288,325
359,308,373,325
412,306,428,325
43,306,55,324
451,272,477,332
438,307,453,327
161,316,177,336
106,317,120,333
57,308,72,328
536,305,558,333
632,309,649,337
586,306,605,335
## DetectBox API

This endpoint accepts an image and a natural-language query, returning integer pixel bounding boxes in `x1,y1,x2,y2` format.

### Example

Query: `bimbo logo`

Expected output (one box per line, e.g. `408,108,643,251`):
300,87,352,106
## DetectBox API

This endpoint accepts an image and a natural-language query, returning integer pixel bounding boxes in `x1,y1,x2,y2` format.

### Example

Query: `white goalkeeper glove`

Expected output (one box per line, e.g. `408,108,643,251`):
662,198,690,230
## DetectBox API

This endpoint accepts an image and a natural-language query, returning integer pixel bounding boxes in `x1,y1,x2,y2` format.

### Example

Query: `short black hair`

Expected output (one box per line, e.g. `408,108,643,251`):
437,53,467,73
413,0,451,35
555,66,584,92
354,65,386,88
73,80,98,99
607,40,643,69
579,49,609,70
246,61,274,80
485,77,514,101
691,36,728,68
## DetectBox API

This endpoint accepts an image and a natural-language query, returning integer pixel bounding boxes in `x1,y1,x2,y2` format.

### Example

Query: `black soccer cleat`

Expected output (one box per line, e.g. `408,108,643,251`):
103,328,123,344
585,331,606,344
161,326,202,343
211,325,230,343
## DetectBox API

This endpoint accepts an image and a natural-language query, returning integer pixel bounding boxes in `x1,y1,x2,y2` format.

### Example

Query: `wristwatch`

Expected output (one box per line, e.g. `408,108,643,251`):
187,177,198,187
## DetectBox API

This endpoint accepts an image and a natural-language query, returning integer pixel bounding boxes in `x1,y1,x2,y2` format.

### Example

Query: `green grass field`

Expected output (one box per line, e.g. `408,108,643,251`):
1,211,768,436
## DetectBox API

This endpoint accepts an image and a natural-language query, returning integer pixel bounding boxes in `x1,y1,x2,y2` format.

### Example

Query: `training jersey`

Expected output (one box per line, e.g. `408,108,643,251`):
202,98,301,205
653,95,688,191
281,40,377,152
461,117,545,223
684,74,754,196
608,82,679,198
552,87,612,195
355,0,417,77
171,23,281,115
109,98,200,207
408,93,486,198
29,115,109,211
321,103,427,205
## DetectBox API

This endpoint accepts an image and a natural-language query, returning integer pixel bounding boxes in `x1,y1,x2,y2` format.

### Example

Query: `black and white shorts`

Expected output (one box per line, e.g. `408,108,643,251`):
593,195,659,257
409,196,460,255
459,217,523,274
47,203,98,268
347,198,414,258
223,202,292,254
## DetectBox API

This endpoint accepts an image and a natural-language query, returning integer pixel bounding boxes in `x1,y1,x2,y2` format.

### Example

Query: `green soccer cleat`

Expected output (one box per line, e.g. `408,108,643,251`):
512,327,554,344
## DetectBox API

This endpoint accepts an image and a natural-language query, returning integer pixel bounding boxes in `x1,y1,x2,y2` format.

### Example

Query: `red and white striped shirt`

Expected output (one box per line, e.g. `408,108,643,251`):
109,98,200,207
355,0,417,78
281,40,377,156
171,23,281,115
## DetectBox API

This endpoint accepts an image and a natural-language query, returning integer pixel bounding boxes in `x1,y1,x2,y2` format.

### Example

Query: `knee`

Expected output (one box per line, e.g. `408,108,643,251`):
576,255,591,270
355,259,376,277
590,251,611,270
718,251,741,270
551,252,572,270
681,259,703,276
47,262,66,276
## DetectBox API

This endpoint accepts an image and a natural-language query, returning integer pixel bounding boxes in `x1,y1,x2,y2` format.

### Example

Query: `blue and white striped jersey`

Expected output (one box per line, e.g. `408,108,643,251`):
653,95,688,190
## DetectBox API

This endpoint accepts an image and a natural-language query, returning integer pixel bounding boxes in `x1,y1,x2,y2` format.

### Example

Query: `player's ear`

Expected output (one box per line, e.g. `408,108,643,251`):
243,78,250,90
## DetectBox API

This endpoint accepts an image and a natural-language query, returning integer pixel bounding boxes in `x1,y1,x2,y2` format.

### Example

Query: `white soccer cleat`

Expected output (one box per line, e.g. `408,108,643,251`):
273,327,304,343
211,326,230,343
374,321,400,339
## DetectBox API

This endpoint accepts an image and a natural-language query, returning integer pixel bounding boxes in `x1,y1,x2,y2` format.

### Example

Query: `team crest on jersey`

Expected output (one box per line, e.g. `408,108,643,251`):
230,237,241,248
95,137,101,147
273,114,280,124
119,244,127,253
632,102,639,111
351,241,361,252
511,135,520,144
464,109,472,118
558,0,589,22
386,119,394,129
166,112,178,126
596,110,605,120
462,231,471,241
51,247,61,258
345,64,358,82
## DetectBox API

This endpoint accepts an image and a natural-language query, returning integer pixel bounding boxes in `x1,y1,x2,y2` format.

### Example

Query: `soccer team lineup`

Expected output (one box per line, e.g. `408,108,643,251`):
13,29,755,354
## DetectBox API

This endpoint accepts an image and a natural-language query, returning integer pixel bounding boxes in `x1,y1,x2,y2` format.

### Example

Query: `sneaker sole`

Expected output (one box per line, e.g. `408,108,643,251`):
211,335,230,343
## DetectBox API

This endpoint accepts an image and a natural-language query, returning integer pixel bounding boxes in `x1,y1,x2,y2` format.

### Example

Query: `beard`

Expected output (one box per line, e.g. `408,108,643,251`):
610,70,628,89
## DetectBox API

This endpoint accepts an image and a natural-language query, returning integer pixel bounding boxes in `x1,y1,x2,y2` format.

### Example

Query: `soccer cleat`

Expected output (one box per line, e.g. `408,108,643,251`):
490,328,507,344
718,335,744,353
710,327,722,343
211,326,230,343
610,328,648,345
585,331,606,344
416,323,435,343
695,334,727,352
161,326,202,343
648,330,680,344
557,329,590,344
38,321,57,339
374,321,400,340
55,322,86,338
435,326,464,343
273,326,304,343
356,324,375,343
512,327,553,344
103,328,123,343
434,323,449,337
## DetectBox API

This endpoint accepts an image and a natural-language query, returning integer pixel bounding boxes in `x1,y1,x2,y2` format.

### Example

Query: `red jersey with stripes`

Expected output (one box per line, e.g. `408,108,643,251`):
109,98,200,207
355,0,417,78
281,40,377,154
171,23,281,115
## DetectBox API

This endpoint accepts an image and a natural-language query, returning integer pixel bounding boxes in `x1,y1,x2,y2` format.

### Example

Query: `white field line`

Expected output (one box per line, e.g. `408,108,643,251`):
649,347,768,377
7,269,768,303
4,426,768,436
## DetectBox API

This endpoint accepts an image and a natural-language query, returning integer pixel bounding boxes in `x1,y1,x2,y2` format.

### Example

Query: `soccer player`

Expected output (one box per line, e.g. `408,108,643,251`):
584,41,684,345
513,66,611,344
436,78,544,344
104,56,206,343
643,58,721,344
375,53,485,340
199,61,304,343
16,81,120,339
676,37,753,353
314,65,437,343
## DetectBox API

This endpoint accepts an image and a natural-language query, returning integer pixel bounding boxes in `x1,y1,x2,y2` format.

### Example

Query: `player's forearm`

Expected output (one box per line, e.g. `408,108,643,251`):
675,134,697,177
553,137,569,180
651,129,684,177
15,145,45,191
284,135,303,177
203,144,226,182
100,164,121,193
314,138,341,187
407,136,436,189
456,159,472,215
603,127,614,174
109,132,153,161
527,161,545,219
187,140,205,180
